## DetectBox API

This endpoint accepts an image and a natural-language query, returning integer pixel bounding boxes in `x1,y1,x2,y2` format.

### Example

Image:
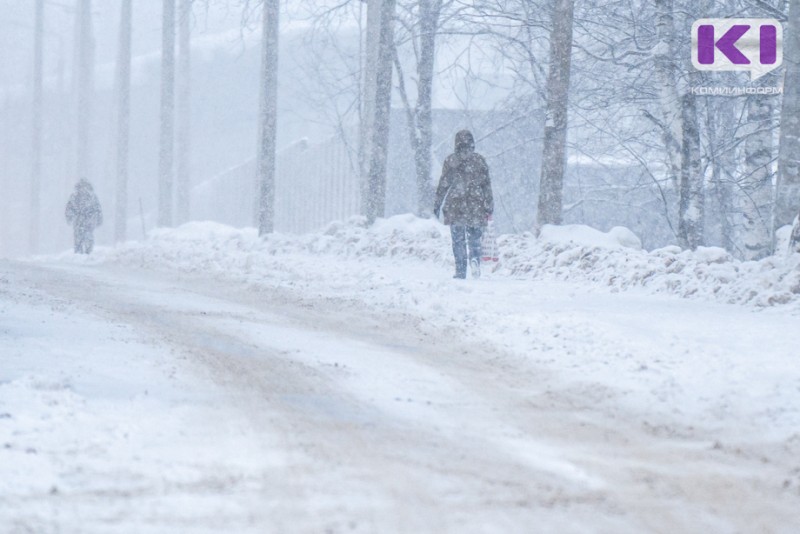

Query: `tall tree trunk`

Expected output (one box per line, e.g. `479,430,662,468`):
736,91,774,259
30,0,44,253
653,0,682,190
257,0,279,235
678,92,704,249
706,99,735,251
176,0,192,225
158,0,176,227
75,0,94,183
363,0,396,224
536,0,574,228
778,0,800,242
115,0,132,242
359,1,379,213
414,0,441,217
358,0,381,206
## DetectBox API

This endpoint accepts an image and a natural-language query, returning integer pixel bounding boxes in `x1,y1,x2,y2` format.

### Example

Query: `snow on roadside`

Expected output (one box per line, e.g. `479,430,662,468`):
0,278,280,532
62,214,800,310
41,215,800,442
25,215,800,513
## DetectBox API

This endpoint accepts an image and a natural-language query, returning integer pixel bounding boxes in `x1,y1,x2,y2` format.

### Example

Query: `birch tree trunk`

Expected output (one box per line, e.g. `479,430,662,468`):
115,0,132,242
30,0,44,253
736,91,774,259
678,91,704,249
256,0,279,235
414,0,441,217
75,0,94,183
653,0,682,190
777,0,800,242
176,0,192,225
536,0,574,228
364,0,396,224
706,100,735,251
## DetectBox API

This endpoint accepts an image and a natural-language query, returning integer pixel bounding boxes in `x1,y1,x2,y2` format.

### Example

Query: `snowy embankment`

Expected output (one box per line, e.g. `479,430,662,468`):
76,214,800,309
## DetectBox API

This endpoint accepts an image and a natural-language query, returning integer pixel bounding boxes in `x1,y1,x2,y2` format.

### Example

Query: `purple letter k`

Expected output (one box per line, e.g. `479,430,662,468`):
698,24,751,65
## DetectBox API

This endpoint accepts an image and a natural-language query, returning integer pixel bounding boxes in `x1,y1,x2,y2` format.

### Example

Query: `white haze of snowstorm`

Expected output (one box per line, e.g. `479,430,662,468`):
0,0,511,258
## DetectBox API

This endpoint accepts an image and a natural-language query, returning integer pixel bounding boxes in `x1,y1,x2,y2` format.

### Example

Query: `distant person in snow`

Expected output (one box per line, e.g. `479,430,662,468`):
65,179,103,254
433,129,494,279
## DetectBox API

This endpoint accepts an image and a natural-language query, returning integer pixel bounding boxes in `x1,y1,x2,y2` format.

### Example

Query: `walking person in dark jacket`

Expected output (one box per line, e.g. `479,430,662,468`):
434,130,494,279
65,179,103,254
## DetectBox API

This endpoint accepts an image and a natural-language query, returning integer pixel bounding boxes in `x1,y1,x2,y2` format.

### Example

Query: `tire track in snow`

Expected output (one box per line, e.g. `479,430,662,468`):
7,260,800,533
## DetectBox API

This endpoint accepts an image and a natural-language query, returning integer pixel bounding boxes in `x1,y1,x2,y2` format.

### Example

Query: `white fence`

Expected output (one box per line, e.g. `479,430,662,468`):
193,136,360,233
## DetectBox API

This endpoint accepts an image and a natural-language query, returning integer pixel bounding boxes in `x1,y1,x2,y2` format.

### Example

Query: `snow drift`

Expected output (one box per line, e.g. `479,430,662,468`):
57,214,800,309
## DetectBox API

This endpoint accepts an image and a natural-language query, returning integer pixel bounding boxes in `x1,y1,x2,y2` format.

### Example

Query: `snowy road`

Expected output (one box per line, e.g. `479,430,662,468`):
2,258,799,533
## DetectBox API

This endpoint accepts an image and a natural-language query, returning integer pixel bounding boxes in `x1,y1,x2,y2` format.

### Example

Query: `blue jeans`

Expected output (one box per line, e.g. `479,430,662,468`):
450,225,483,278
73,225,95,254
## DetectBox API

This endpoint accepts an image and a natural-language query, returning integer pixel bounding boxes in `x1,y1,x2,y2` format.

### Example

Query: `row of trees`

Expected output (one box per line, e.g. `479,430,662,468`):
297,0,800,257
27,0,195,250
26,0,800,257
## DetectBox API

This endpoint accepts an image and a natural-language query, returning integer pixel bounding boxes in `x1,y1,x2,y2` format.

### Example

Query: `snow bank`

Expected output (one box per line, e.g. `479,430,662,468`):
539,224,642,251
68,215,800,309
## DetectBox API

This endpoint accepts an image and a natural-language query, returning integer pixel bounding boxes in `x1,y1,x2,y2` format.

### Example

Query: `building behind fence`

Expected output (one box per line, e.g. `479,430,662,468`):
191,109,675,249
192,109,545,235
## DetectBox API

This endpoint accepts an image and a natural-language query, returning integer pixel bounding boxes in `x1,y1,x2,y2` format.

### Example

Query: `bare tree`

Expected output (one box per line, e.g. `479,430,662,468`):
778,0,800,241
257,0,279,235
158,0,176,227
115,0,133,241
734,89,775,259
536,0,574,228
393,0,444,217
30,0,44,253
705,97,736,251
176,0,193,225
678,90,704,249
653,0,682,190
363,0,397,224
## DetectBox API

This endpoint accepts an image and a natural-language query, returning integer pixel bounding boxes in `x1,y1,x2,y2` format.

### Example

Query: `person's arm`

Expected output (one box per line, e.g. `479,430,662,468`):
433,157,452,217
65,197,75,224
94,195,103,227
482,158,494,219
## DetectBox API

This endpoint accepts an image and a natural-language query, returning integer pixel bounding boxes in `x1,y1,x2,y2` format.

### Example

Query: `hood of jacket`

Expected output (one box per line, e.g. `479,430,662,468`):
75,179,94,194
454,129,475,154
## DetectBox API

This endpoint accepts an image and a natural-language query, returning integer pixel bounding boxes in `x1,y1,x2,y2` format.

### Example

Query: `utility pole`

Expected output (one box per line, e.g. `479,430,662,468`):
176,0,192,225
75,0,94,183
115,0,132,241
30,0,44,253
158,0,176,227
536,0,574,229
256,0,279,235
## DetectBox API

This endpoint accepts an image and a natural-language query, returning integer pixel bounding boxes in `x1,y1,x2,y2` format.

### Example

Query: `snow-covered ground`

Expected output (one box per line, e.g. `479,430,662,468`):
2,215,800,532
